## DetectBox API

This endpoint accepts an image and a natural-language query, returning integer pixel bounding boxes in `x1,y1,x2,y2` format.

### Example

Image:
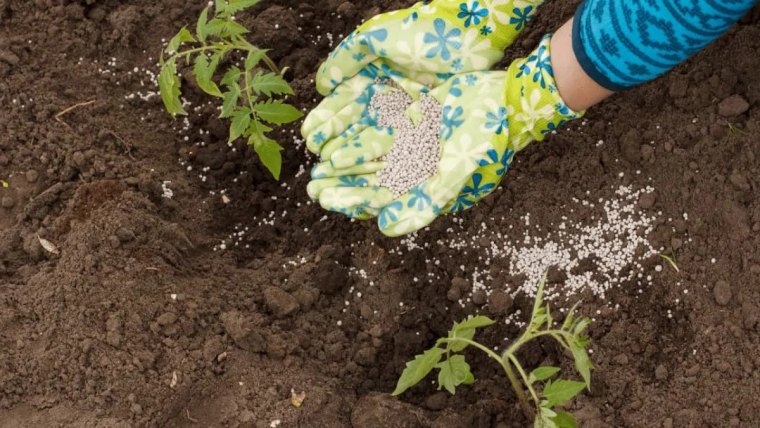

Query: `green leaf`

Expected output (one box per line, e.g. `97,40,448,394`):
166,27,195,55
542,379,586,408
251,72,294,96
196,6,210,42
225,0,261,14
392,347,446,396
1,179,8,188
532,271,548,319
535,406,558,428
569,343,592,388
245,49,266,71
214,0,228,15
552,411,577,428
220,82,241,118
250,133,283,179
528,366,561,384
205,17,226,37
447,315,495,352
224,20,249,37
229,108,251,143
562,301,582,330
572,318,590,337
193,53,223,97
436,355,474,395
221,66,241,87
248,118,273,137
158,60,186,117
252,100,303,125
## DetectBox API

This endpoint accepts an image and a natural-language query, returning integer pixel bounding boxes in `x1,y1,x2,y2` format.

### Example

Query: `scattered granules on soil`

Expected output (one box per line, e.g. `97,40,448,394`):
475,185,660,301
383,184,665,305
371,82,442,197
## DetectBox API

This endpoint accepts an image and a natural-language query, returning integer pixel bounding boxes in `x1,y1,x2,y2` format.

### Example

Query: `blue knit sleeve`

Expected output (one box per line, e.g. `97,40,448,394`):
573,0,759,91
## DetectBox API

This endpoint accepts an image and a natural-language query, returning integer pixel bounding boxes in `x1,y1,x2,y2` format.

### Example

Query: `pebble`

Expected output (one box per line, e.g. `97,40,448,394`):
638,192,655,209
116,227,136,242
741,302,758,329
157,312,178,326
728,172,750,190
263,286,300,318
718,94,750,117
446,286,461,302
487,290,512,315
423,392,448,411
620,129,641,163
471,289,487,306
25,170,39,183
1,196,14,208
713,280,732,306
655,364,668,380
613,354,629,365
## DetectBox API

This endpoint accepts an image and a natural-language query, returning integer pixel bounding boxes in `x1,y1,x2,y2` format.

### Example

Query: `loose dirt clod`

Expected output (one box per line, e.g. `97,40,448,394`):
371,81,442,197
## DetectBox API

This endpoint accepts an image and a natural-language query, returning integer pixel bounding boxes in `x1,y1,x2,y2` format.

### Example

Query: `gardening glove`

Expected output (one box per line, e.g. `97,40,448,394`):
303,35,582,236
316,0,547,94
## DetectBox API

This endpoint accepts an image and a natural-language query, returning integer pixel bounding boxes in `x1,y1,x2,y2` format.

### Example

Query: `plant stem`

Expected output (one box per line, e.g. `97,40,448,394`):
507,354,539,405
443,338,534,419
169,43,279,75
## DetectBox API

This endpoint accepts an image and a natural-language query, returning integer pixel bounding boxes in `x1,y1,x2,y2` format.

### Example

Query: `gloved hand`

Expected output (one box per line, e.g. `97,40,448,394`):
303,35,583,236
316,0,547,95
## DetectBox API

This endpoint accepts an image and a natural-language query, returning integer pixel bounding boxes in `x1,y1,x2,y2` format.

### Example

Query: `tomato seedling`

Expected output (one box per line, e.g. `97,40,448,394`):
393,273,593,428
158,0,303,179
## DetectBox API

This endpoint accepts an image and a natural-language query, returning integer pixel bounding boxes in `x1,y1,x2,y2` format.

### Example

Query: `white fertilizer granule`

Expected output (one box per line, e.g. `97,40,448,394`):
370,81,442,197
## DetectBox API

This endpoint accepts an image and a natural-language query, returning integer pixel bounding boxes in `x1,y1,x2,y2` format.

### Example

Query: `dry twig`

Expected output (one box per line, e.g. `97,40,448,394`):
54,99,96,129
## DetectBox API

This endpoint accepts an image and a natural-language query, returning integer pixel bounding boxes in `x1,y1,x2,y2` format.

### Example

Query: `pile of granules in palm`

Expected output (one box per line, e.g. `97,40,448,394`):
370,81,442,197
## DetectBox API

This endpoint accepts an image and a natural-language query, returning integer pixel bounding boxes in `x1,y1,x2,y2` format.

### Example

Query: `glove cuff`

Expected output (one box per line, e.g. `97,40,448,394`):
504,33,584,152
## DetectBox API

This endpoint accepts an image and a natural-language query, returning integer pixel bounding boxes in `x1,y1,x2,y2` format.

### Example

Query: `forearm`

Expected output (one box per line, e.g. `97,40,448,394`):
550,18,613,112
550,0,759,111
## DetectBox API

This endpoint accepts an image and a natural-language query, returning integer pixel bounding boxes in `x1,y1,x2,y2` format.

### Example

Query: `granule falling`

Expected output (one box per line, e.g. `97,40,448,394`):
370,82,442,197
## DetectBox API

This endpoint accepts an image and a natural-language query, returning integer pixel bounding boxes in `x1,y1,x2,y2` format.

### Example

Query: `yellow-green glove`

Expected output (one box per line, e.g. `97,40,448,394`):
317,0,547,95
303,35,583,236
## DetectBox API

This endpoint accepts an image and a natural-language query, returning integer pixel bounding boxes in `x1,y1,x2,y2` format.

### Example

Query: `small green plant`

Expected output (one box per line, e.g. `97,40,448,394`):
393,274,593,428
158,0,303,179
659,252,680,272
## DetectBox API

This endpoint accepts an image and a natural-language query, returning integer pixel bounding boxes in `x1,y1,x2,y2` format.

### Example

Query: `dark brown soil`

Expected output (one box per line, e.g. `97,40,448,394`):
1,1,759,427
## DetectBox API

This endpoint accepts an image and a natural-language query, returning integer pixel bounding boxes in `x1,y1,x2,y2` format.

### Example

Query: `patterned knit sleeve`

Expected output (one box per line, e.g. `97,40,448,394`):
573,0,759,91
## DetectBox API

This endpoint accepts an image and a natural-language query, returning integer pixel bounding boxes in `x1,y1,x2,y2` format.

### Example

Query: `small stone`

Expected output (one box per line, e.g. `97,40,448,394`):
72,151,86,167
220,310,265,352
263,286,300,318
728,172,750,190
613,354,629,365
471,290,487,306
157,312,178,326
655,364,668,380
446,286,461,302
25,170,39,183
641,144,655,161
638,193,656,209
620,129,641,163
1,196,14,208
116,227,135,242
718,95,750,117
713,281,732,306
741,302,758,329
107,235,121,249
488,290,513,315
423,392,448,411
451,277,469,291
662,418,673,428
